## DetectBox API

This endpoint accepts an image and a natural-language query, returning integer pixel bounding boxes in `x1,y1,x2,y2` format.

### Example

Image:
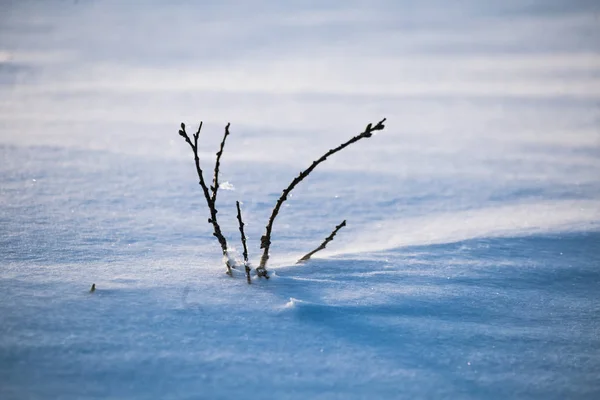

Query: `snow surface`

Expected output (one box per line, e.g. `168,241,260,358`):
1,1,600,399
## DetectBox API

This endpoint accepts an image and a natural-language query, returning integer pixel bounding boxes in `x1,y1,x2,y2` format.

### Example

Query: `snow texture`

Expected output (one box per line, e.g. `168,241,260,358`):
1,1,600,399
219,181,235,191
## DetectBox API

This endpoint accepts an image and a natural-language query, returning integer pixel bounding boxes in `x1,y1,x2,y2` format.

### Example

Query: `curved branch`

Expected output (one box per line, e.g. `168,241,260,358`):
256,118,386,277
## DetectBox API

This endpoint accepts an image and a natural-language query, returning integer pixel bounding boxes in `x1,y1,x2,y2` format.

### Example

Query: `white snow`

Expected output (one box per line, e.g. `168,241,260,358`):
219,181,235,191
1,1,599,399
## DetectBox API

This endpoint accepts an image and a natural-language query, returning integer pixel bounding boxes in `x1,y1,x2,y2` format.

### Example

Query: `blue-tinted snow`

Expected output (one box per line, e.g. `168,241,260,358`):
1,1,599,399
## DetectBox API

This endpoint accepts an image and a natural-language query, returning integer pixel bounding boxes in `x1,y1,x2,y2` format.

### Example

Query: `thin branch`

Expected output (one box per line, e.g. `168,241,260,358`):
211,123,231,203
179,121,233,276
297,220,346,263
236,201,252,284
257,118,386,276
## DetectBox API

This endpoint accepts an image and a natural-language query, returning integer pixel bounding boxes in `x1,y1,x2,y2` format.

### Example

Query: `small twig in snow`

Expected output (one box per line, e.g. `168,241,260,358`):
236,201,252,284
297,220,347,263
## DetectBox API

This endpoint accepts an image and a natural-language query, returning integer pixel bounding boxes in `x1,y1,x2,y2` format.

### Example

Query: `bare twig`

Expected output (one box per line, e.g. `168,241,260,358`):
211,123,231,203
297,220,346,263
179,122,233,276
236,201,252,284
257,118,386,277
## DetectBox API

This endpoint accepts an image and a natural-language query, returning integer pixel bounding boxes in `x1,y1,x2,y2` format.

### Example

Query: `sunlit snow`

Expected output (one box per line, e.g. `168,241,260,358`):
1,1,599,399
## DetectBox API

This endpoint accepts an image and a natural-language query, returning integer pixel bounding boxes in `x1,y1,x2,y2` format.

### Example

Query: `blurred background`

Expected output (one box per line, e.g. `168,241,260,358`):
1,0,599,259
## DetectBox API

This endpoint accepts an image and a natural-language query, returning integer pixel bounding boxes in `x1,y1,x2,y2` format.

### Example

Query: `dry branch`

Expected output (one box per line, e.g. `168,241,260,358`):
211,123,230,203
257,118,386,277
179,121,234,276
236,201,252,284
297,220,346,263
